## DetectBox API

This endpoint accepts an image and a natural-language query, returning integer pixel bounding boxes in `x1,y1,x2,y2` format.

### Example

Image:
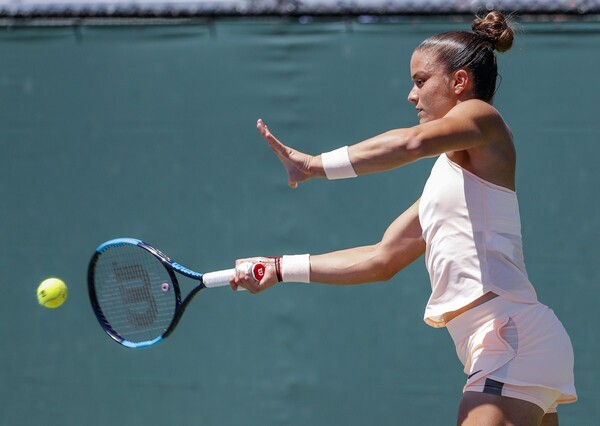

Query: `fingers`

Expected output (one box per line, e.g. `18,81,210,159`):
257,119,289,158
257,118,271,139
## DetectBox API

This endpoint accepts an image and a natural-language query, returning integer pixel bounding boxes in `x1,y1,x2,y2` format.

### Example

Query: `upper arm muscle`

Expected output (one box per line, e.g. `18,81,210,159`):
408,100,501,158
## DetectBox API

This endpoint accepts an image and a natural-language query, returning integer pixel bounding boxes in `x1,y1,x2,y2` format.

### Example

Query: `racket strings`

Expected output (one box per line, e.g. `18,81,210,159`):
93,244,177,344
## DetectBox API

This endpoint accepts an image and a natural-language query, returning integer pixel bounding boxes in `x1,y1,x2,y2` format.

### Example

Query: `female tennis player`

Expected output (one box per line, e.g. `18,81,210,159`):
232,11,576,426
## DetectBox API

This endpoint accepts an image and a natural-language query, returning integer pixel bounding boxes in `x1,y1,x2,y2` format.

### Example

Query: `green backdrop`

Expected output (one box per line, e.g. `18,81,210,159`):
1,18,598,425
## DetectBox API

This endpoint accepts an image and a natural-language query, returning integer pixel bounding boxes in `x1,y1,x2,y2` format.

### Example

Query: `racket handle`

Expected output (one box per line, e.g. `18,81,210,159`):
203,262,266,288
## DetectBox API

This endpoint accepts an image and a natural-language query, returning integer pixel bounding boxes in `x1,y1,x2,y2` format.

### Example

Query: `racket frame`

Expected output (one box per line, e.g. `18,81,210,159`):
88,238,217,349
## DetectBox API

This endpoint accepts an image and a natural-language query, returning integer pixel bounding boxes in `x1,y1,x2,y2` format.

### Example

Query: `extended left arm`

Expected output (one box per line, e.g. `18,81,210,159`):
257,100,503,185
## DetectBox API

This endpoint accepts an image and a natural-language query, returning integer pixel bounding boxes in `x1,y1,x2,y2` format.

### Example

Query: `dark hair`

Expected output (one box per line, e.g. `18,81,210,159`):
415,11,515,103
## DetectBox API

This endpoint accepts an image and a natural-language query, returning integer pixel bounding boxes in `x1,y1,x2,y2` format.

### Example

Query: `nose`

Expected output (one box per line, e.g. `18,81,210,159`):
407,86,418,105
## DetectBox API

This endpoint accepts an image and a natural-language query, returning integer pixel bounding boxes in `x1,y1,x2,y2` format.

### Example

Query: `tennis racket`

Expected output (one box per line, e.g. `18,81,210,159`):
87,237,264,349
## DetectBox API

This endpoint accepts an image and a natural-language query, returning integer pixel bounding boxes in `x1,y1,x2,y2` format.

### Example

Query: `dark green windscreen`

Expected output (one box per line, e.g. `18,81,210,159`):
1,19,598,425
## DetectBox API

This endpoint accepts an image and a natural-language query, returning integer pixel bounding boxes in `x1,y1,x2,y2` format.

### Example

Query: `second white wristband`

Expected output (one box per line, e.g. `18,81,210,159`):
321,146,357,180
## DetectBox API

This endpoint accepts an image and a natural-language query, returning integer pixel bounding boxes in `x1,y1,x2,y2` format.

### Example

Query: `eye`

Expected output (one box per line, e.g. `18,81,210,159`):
415,79,425,88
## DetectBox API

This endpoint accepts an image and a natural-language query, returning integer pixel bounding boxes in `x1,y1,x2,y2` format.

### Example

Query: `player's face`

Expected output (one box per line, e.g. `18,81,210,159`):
407,50,457,124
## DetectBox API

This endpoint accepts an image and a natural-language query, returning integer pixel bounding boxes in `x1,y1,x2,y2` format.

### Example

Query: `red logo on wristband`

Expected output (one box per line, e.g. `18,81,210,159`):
253,263,266,280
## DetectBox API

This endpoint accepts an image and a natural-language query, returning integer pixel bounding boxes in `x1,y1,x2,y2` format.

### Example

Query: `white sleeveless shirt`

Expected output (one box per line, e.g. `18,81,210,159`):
418,154,538,328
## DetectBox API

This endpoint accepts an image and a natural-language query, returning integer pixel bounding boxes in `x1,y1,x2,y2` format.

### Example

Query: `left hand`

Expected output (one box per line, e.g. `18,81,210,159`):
257,119,316,188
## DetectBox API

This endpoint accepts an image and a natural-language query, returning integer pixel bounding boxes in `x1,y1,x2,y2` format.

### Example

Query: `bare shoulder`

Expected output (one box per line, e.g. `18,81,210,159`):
446,100,516,189
447,99,504,124
446,99,512,143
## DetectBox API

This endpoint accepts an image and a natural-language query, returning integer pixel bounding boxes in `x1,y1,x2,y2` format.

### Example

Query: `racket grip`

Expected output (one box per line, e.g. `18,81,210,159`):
203,263,266,288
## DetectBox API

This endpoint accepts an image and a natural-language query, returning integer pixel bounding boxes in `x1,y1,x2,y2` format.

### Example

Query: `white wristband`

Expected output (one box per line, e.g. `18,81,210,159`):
281,254,310,283
321,146,357,180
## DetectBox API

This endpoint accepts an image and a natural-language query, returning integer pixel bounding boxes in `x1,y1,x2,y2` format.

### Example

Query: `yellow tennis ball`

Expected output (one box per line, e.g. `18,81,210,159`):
37,278,68,308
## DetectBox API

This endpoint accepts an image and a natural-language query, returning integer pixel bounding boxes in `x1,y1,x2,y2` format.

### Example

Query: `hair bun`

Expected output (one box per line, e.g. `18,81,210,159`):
472,11,514,52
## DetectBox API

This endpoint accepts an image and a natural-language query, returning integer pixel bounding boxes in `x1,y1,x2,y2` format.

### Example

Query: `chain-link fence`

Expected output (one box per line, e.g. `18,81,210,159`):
1,0,599,18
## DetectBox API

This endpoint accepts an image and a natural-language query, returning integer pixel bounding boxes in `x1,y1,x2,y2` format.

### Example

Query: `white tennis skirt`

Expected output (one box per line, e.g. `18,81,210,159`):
446,296,577,409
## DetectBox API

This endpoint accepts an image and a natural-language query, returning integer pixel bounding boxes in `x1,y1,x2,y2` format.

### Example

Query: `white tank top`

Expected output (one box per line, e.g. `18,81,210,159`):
418,154,538,328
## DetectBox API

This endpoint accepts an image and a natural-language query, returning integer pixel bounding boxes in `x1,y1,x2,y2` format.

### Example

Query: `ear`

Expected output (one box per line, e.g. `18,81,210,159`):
453,69,469,95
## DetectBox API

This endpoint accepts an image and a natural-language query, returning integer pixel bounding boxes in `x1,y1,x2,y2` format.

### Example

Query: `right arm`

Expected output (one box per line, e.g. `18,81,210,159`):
232,199,425,292
310,198,425,284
